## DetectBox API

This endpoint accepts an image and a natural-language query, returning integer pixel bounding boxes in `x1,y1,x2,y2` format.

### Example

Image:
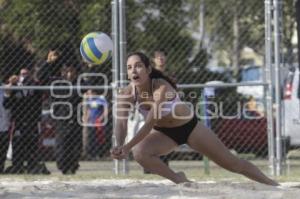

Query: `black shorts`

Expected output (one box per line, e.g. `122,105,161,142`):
153,115,198,145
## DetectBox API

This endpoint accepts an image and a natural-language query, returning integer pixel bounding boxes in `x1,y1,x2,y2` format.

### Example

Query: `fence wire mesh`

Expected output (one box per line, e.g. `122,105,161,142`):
0,0,297,175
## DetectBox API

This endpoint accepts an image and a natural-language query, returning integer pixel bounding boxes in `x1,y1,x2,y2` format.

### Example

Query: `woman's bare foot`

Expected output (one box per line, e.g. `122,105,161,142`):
175,171,191,184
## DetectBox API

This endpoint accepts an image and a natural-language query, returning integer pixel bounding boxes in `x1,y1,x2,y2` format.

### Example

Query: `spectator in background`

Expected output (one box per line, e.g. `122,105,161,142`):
34,48,64,163
35,48,62,85
53,64,82,174
0,79,11,174
81,91,89,159
18,68,29,85
83,89,108,160
3,69,50,174
152,49,176,81
152,49,167,73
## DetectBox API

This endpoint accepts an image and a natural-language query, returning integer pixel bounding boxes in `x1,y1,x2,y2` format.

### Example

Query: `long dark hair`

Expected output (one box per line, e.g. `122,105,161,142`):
127,52,177,89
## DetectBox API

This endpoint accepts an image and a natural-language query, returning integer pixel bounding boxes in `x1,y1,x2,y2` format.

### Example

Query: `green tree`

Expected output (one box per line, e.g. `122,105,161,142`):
79,0,112,36
187,0,296,76
283,0,297,65
1,0,82,56
0,0,83,72
0,0,197,82
0,0,37,78
186,0,265,77
127,0,195,73
0,0,113,75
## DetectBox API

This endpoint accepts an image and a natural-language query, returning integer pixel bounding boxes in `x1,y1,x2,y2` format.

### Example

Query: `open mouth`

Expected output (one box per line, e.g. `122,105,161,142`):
132,75,140,80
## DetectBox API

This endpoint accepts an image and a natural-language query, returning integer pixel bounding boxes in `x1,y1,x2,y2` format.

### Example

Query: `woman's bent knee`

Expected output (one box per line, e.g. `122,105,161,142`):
132,147,149,162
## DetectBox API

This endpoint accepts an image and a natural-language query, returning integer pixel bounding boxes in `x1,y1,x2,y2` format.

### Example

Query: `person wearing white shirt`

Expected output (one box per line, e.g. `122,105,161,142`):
0,81,11,173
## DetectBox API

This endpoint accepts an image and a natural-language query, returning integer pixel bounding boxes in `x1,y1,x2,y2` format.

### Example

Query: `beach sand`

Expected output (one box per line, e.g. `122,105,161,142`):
1,179,300,199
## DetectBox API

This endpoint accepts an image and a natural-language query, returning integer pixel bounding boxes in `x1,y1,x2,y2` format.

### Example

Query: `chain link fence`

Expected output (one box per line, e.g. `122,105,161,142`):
0,0,114,174
0,0,297,175
124,0,270,161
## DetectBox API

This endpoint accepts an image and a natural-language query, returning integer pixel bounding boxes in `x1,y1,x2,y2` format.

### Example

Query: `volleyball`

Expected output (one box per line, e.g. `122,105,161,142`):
80,32,113,65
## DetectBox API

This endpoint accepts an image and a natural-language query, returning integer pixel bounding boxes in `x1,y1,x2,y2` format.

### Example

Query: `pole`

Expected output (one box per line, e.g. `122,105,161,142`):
264,0,275,176
119,0,128,174
199,86,217,175
112,0,120,175
273,0,284,175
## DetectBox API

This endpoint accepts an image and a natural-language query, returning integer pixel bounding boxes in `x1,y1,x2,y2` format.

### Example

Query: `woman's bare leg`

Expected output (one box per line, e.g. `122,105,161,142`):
132,130,189,184
187,122,279,186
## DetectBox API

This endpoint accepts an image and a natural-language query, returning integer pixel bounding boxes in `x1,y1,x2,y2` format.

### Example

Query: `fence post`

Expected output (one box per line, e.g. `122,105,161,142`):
112,0,120,175
119,0,128,175
112,0,128,175
264,0,276,176
273,0,285,176
199,86,216,175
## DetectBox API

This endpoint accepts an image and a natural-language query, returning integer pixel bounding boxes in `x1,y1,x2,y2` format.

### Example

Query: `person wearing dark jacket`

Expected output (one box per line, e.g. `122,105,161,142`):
3,70,50,174
35,48,62,85
52,65,82,174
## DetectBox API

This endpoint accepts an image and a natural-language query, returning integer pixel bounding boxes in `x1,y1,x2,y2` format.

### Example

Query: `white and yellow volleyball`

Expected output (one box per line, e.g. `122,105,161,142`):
80,32,113,65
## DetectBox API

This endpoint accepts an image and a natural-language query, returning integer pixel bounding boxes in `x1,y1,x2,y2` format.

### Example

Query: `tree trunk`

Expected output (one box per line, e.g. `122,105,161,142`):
232,7,240,79
199,0,205,44
296,0,300,70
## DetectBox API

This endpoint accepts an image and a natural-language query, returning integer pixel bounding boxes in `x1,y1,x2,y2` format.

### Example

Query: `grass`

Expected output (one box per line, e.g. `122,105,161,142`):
1,159,300,183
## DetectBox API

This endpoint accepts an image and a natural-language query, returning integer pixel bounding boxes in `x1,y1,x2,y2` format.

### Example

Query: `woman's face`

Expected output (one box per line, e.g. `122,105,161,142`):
127,55,151,86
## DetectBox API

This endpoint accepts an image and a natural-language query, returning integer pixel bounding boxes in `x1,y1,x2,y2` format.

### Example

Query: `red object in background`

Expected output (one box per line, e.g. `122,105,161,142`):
284,82,293,100
39,119,56,160
215,116,268,156
95,118,105,145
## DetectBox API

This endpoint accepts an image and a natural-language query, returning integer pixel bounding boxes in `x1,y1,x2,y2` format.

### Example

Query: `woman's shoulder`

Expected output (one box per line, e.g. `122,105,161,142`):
152,78,176,100
153,78,174,91
153,78,168,87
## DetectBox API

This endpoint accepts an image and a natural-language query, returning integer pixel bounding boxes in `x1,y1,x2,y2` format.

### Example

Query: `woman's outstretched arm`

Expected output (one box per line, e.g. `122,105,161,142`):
124,107,157,150
114,88,132,147
121,83,169,155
